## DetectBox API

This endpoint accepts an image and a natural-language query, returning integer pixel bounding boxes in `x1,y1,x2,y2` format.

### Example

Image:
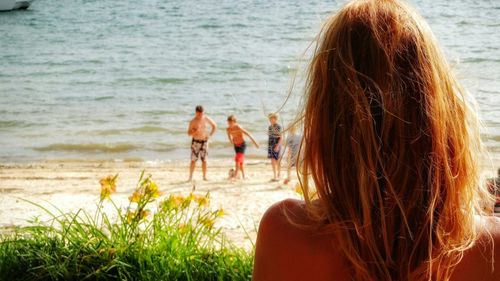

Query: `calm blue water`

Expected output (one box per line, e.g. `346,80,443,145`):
1,0,499,162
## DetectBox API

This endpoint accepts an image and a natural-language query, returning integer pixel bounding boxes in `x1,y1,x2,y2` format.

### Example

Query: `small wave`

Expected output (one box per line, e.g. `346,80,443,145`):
463,57,500,64
0,120,25,128
233,62,252,69
230,23,248,28
94,126,169,136
151,142,177,152
484,134,500,142
152,77,187,84
478,89,500,95
140,109,176,116
121,157,144,162
282,36,305,41
198,23,223,29
129,126,169,133
95,129,125,136
34,143,138,153
68,69,97,75
0,120,43,129
86,59,103,64
486,145,500,153
94,96,115,101
113,77,187,85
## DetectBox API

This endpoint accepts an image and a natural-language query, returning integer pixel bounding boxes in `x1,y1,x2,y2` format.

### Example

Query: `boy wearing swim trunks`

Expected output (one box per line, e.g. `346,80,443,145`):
187,105,217,181
267,113,283,181
226,115,259,180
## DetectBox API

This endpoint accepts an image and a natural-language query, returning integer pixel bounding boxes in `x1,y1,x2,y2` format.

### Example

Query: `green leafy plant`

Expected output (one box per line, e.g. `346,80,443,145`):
0,172,253,281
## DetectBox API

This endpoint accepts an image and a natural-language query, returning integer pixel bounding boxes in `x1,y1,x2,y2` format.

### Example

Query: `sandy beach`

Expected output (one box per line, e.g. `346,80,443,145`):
0,159,301,249
2,158,499,251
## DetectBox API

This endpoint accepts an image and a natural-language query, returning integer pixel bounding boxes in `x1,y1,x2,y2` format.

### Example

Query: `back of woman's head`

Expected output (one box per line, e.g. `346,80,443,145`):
301,0,488,280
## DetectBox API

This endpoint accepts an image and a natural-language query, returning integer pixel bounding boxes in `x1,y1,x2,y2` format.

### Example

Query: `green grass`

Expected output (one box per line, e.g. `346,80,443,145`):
0,172,254,281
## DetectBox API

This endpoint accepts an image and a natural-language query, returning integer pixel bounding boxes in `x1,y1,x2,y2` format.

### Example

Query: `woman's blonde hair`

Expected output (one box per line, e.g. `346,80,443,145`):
299,0,490,280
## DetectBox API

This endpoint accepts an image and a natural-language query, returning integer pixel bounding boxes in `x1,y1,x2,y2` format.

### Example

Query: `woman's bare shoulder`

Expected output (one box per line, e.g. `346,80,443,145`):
253,199,308,253
252,199,349,281
255,199,320,245
259,199,309,227
451,216,500,281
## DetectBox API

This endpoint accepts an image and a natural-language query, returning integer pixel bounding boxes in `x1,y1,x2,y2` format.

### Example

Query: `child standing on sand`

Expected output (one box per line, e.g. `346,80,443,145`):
284,123,301,185
267,113,283,181
226,115,260,180
187,105,217,182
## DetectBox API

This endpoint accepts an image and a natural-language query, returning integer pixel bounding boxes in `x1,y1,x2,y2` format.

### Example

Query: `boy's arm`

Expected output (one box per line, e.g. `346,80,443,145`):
241,126,260,148
207,117,217,138
226,128,233,144
277,129,284,146
187,120,194,136
273,127,284,152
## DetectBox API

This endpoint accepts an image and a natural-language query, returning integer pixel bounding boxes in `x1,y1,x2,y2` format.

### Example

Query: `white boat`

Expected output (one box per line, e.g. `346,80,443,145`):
0,0,34,11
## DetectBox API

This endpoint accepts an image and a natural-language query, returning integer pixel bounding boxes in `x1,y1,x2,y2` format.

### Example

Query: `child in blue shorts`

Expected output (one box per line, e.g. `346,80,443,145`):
267,113,283,181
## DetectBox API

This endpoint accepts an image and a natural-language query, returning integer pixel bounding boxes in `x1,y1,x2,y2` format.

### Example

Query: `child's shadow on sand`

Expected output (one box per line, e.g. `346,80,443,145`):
256,186,283,192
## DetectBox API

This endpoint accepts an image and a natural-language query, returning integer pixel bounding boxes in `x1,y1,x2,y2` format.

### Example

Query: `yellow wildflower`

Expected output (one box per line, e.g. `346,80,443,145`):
204,219,215,228
161,194,183,211
294,184,303,195
126,210,135,223
100,187,112,201
152,190,161,198
196,196,209,207
199,217,215,229
100,175,117,192
99,174,117,200
191,193,209,207
191,193,201,201
128,191,141,203
139,209,150,220
185,193,194,204
172,195,184,207
145,181,161,198
216,208,225,218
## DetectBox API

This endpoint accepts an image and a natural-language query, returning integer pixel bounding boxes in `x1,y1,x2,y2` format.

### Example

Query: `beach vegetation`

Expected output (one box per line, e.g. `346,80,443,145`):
0,172,253,281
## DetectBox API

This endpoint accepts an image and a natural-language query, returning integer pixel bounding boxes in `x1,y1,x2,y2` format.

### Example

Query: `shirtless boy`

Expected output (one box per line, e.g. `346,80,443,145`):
187,105,217,181
226,115,259,179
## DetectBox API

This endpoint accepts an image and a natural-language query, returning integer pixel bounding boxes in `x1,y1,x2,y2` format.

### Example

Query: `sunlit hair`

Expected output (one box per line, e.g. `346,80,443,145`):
298,0,490,280
268,112,279,120
288,122,299,135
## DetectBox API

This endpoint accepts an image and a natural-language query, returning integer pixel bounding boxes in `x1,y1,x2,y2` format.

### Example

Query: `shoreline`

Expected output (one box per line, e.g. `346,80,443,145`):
0,159,301,249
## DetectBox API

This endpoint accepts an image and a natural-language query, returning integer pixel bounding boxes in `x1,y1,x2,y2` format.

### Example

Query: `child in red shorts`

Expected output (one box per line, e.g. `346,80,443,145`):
226,115,260,179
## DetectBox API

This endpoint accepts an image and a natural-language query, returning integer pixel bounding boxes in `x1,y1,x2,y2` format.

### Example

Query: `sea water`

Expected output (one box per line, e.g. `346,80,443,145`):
0,0,499,163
